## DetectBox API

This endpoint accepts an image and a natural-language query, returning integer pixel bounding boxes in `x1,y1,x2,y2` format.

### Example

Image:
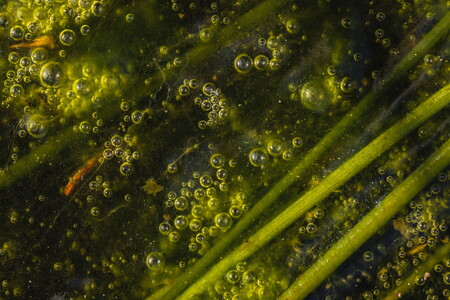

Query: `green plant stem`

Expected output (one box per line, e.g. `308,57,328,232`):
279,139,450,300
384,241,450,300
0,126,84,190
176,84,450,299
149,11,450,300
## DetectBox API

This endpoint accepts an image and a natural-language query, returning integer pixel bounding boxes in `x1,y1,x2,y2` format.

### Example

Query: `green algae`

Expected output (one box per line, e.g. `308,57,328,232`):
0,1,449,300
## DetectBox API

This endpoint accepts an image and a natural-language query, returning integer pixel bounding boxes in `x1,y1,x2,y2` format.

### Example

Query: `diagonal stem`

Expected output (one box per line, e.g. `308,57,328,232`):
149,11,450,299
176,83,450,299
279,138,450,299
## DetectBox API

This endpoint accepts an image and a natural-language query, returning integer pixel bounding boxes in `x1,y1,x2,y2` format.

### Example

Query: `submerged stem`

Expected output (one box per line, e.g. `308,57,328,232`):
177,84,450,299
150,11,450,299
279,139,450,299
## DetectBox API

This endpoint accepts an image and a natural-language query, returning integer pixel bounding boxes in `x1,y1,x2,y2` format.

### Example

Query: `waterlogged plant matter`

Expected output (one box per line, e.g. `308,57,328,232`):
0,1,448,300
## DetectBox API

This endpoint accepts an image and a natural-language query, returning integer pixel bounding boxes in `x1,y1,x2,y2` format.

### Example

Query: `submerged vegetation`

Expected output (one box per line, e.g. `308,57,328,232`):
0,0,449,299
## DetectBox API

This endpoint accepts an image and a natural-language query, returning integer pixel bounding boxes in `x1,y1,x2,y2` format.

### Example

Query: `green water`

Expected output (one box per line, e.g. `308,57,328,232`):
0,0,449,299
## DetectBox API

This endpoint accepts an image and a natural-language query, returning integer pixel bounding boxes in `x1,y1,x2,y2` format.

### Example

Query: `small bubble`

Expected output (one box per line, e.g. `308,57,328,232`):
59,29,76,46
199,28,212,42
189,218,202,232
9,84,24,97
159,222,171,235
327,65,336,75
229,206,242,218
267,139,283,157
376,12,385,21
174,197,188,211
375,29,384,38
31,48,48,64
424,54,435,66
91,1,104,16
53,262,63,271
90,207,100,216
254,55,269,70
202,83,216,96
216,168,227,180
234,54,253,74
292,137,303,148
80,25,91,35
210,153,225,168
178,84,190,96
10,25,24,40
249,148,268,167
79,121,91,133
286,19,300,33
8,52,19,64
341,18,351,28
146,252,164,269
125,13,135,23
174,215,188,229
131,110,144,124
169,231,180,243
282,150,293,161
226,270,241,284
363,251,374,262
215,213,232,231
199,175,213,187
120,162,134,176
103,188,112,198
306,223,316,233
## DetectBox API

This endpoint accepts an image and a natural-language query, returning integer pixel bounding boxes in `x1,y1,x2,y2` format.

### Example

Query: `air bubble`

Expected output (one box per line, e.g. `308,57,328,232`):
40,62,64,87
79,121,91,133
146,252,164,269
120,162,134,176
125,13,135,23
199,175,213,187
189,218,202,232
286,19,300,33
91,1,104,16
341,18,351,28
267,139,283,157
210,153,225,168
292,137,303,148
10,25,24,40
215,213,232,231
159,222,171,235
254,55,269,70
363,251,374,262
31,48,48,64
174,215,188,230
340,77,355,93
199,28,212,42
249,148,268,167
90,207,100,216
59,29,76,46
80,25,91,35
226,270,241,284
234,54,253,74
174,196,188,210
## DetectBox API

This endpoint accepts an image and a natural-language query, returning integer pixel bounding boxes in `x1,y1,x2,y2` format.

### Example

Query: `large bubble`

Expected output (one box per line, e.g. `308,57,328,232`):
40,62,64,87
300,78,335,112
